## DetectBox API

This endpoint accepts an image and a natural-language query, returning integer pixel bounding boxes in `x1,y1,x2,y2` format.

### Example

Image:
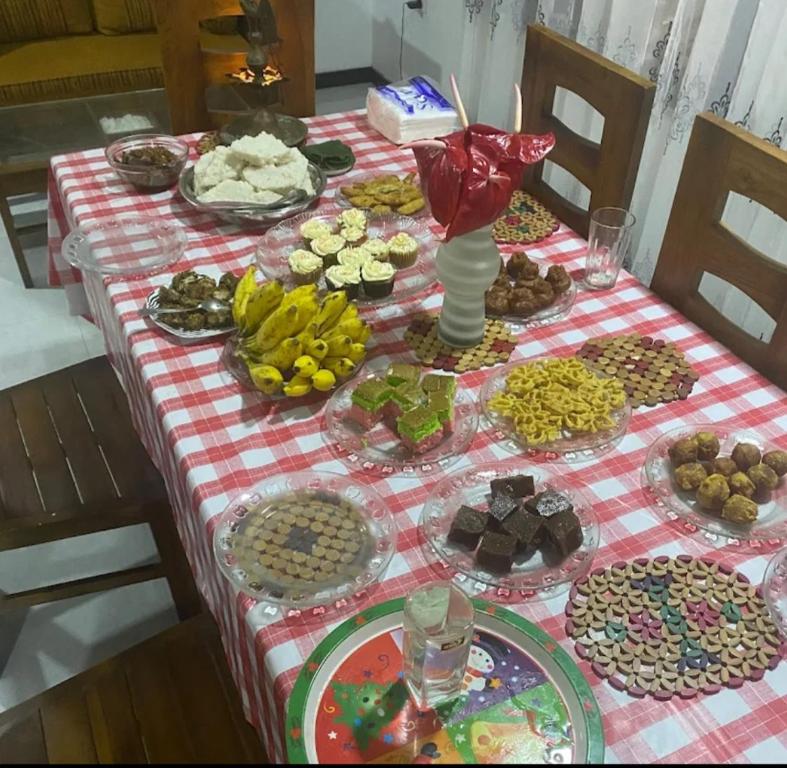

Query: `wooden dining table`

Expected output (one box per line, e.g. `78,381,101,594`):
47,109,787,764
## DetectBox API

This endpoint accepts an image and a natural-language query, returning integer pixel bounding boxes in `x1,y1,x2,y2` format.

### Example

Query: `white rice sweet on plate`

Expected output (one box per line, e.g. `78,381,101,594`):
195,131,313,204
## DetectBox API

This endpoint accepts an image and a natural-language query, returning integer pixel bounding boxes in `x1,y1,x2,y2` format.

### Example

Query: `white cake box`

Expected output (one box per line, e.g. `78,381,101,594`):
366,76,459,145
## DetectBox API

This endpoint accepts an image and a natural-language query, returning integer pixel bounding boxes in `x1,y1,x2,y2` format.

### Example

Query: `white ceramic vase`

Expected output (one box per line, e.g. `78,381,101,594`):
435,224,500,348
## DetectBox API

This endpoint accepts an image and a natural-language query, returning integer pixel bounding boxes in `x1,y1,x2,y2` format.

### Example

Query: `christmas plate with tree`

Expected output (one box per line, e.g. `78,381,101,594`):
286,597,604,764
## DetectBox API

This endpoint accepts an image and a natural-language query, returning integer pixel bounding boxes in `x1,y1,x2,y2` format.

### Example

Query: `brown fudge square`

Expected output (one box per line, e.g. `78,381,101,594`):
475,530,517,573
447,505,487,549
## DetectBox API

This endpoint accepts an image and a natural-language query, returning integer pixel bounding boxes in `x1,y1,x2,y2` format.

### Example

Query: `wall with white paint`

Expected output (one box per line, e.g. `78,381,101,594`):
370,0,464,94
315,0,374,73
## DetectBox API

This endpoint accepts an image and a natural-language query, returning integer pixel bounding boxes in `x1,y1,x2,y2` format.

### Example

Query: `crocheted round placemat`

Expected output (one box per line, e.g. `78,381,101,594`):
493,191,560,245
576,334,700,409
565,555,784,699
404,313,517,372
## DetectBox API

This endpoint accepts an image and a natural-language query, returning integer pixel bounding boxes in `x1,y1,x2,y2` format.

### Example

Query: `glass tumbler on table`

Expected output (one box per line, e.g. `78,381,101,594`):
583,207,636,290
402,581,475,710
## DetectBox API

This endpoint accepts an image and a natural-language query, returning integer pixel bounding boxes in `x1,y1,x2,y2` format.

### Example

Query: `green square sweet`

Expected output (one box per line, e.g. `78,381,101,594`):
421,373,456,397
351,378,392,412
386,362,421,387
396,405,441,441
427,391,453,424
391,382,426,410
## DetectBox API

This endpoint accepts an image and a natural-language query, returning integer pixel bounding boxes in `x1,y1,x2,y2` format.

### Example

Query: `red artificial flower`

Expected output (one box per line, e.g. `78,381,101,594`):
411,124,554,241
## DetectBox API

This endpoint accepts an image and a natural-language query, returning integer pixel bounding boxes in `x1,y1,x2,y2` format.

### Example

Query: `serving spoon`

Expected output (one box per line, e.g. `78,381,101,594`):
138,298,230,318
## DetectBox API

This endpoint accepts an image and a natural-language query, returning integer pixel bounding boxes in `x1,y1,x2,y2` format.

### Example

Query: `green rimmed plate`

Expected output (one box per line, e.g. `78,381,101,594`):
286,597,604,764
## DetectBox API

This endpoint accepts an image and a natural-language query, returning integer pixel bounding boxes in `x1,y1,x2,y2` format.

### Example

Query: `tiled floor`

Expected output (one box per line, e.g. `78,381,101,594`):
0,82,370,713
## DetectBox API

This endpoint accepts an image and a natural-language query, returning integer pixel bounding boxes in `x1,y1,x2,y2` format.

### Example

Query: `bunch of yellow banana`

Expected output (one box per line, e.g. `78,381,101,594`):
230,267,372,397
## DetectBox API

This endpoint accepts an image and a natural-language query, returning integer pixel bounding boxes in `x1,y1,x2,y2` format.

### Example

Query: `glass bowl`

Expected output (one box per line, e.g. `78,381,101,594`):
419,461,599,595
62,215,186,277
643,424,787,543
763,547,787,639
212,470,397,608
105,133,189,192
480,358,631,462
324,360,479,476
255,210,438,306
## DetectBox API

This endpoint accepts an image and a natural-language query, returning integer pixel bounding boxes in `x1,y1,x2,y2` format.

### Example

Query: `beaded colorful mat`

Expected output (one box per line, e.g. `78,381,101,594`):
576,334,700,409
196,131,221,155
403,314,517,372
565,556,785,700
493,190,560,245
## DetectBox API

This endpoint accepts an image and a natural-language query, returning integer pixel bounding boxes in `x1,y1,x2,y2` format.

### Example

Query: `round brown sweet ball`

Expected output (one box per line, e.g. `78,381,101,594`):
712,456,739,477
485,287,511,316
669,437,699,467
728,471,756,499
731,442,762,471
695,431,721,462
696,473,730,511
763,450,787,477
721,494,758,525
747,463,779,494
674,462,707,491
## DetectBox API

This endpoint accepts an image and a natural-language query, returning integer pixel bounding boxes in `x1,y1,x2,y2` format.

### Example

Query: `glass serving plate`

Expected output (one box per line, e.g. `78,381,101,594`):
324,361,479,476
221,333,364,398
178,162,326,226
763,547,787,639
480,359,631,462
331,169,430,218
643,424,787,543
62,215,186,277
490,257,578,329
255,210,438,306
213,471,397,609
420,461,599,595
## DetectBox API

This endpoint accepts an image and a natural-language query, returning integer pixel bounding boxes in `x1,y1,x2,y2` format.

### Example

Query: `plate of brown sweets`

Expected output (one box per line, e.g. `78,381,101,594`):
485,251,576,327
419,461,599,593
644,424,787,541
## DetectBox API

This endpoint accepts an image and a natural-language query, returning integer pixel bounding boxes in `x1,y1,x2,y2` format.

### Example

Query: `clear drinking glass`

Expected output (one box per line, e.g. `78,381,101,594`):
583,207,636,290
402,581,475,710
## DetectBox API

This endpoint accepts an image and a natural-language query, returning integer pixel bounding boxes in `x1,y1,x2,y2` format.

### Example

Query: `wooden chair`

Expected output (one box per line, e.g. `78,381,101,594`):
520,25,655,238
0,356,201,621
651,112,787,390
152,0,315,135
0,613,267,763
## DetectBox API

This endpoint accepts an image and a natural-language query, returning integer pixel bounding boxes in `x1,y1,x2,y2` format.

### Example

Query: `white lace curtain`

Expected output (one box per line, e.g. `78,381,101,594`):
455,0,787,341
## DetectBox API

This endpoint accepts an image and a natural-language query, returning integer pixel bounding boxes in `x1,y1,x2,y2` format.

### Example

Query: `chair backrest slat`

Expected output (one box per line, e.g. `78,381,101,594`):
520,25,655,238
652,112,787,390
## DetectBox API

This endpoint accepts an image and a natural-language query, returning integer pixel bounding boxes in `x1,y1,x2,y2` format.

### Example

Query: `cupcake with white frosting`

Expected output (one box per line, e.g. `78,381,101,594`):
299,218,333,247
336,209,368,232
325,264,361,299
311,234,346,268
288,249,322,285
340,225,367,247
361,260,396,299
337,246,372,270
387,232,419,268
361,238,389,262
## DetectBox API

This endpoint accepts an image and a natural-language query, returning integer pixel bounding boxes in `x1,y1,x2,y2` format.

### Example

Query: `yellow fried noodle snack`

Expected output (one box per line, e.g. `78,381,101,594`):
487,358,626,445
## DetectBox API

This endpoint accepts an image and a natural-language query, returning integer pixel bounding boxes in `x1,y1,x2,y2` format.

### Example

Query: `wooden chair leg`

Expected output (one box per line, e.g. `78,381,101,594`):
147,513,203,621
0,190,34,289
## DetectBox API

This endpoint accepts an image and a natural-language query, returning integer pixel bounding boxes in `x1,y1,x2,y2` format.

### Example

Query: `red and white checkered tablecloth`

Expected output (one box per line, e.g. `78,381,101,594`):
47,110,787,764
